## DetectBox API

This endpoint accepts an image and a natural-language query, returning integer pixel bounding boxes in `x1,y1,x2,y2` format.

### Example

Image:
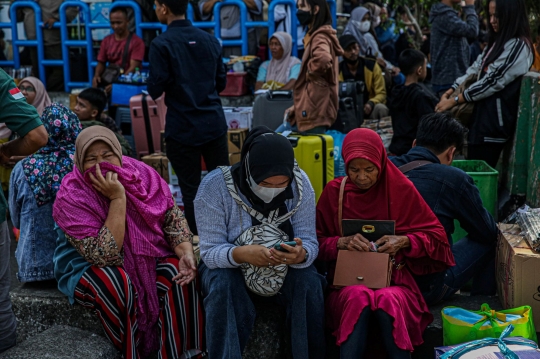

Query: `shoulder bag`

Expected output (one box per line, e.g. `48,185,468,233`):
101,32,133,86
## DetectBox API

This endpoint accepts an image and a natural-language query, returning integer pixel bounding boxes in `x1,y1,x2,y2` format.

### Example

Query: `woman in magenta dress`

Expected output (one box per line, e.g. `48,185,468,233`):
316,128,454,358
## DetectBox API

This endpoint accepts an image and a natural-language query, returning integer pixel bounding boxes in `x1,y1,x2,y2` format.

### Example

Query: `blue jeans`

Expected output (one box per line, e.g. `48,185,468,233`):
415,236,496,305
199,262,326,359
0,221,17,353
432,84,454,99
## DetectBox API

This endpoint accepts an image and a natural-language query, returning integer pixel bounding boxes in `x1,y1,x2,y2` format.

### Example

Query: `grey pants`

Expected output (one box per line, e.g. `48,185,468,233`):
0,221,16,353
367,103,390,120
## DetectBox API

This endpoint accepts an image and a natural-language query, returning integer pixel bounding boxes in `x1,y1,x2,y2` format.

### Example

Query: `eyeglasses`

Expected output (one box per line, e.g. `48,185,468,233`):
18,86,35,93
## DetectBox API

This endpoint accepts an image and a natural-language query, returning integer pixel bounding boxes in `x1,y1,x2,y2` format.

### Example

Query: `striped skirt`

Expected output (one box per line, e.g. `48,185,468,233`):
74,257,205,359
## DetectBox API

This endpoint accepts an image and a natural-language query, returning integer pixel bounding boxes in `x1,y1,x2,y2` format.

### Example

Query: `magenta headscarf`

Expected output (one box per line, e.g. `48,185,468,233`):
53,127,175,355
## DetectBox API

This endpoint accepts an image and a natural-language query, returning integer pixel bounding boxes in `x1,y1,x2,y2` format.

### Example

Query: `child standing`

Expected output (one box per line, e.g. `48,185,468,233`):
388,49,438,156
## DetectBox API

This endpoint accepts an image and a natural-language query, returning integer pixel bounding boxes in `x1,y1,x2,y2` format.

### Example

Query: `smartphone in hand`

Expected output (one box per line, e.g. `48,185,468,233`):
274,241,297,252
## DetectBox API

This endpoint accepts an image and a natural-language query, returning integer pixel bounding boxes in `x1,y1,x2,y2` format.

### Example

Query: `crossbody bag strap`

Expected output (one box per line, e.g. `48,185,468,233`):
338,176,348,237
397,160,432,175
121,32,134,71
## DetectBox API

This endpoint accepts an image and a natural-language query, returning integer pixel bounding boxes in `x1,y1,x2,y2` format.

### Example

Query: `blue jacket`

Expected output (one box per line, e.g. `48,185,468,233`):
390,147,497,245
9,162,57,282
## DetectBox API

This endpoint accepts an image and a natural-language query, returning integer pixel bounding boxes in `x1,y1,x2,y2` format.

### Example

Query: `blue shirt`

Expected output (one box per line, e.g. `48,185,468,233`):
390,147,497,245
147,20,228,146
9,163,57,282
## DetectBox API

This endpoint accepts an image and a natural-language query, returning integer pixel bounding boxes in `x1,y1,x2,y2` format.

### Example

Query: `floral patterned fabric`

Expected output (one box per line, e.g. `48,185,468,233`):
163,204,194,249
22,103,81,206
66,226,124,267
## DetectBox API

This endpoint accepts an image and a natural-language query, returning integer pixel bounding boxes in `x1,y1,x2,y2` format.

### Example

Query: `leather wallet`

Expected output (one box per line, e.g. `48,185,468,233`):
342,219,395,242
333,251,392,289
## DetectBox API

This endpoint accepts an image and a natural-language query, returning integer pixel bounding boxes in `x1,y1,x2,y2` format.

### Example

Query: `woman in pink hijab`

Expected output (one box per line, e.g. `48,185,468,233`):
18,76,52,116
52,126,205,359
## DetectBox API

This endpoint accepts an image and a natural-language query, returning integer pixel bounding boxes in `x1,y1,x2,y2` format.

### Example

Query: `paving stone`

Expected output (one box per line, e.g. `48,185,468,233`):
0,325,119,359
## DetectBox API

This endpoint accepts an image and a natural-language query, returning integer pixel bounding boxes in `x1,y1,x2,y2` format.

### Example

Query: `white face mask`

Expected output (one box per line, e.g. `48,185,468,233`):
245,155,287,203
359,20,371,33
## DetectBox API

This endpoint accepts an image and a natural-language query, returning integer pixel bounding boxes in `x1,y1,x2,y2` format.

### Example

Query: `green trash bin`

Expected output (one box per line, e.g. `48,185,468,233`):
451,160,498,243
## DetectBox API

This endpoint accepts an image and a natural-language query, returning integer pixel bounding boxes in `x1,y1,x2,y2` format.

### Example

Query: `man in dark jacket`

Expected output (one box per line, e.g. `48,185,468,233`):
390,113,498,304
429,0,478,97
148,0,229,235
388,49,437,155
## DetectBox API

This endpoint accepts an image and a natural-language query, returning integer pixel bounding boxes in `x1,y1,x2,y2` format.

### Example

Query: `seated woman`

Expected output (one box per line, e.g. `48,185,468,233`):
9,104,80,282
255,32,301,91
316,128,454,358
195,127,326,359
18,76,52,116
52,127,204,358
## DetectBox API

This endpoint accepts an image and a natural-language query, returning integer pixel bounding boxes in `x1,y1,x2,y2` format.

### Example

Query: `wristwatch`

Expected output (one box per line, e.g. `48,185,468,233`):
302,249,309,263
454,95,460,104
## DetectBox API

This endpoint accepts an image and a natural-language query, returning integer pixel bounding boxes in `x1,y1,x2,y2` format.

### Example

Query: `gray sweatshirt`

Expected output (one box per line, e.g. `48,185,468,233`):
429,3,479,86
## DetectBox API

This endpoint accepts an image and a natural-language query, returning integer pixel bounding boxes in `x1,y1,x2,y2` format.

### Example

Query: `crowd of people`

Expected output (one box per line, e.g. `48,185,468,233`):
0,0,538,357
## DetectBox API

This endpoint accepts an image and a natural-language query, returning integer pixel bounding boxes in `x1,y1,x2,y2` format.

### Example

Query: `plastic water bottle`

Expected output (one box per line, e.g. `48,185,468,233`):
232,61,244,73
132,68,142,83
125,73,133,83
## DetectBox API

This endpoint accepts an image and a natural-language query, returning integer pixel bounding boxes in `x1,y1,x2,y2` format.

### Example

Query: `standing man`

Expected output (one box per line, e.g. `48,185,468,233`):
338,35,389,119
93,7,145,94
148,0,229,235
0,69,48,354
429,0,478,97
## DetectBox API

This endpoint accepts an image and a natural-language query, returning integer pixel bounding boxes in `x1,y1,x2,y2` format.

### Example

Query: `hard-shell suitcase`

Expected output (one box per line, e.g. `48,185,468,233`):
129,93,167,158
287,134,334,202
253,90,294,130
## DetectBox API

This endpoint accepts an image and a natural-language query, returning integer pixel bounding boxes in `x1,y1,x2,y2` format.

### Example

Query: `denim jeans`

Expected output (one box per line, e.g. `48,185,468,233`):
415,236,496,305
199,262,326,359
0,221,17,353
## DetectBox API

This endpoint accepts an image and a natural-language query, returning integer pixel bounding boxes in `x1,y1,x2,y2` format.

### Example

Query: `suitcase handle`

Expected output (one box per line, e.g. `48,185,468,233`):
268,90,293,100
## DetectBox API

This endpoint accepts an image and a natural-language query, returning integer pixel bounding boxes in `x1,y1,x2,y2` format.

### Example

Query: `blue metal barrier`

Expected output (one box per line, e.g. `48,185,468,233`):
0,0,337,90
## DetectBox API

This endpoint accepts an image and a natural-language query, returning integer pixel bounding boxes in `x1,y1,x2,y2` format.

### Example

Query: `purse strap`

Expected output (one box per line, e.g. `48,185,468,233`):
397,161,432,175
121,32,134,71
338,176,348,237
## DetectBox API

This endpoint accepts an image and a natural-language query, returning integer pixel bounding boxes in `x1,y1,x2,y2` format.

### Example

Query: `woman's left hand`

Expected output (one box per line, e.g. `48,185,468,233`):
268,238,307,265
375,235,410,256
173,248,197,286
435,97,457,113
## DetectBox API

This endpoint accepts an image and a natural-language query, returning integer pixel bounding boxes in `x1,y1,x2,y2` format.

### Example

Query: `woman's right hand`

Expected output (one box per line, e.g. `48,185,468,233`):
284,106,296,126
337,234,370,252
232,245,282,267
89,163,125,201
440,88,454,101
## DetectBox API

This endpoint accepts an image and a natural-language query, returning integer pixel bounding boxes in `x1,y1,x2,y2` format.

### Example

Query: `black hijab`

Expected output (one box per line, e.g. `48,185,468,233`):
231,126,296,238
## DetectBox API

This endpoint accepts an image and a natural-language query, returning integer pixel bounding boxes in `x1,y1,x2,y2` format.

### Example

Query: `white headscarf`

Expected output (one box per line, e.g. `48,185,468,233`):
266,32,301,85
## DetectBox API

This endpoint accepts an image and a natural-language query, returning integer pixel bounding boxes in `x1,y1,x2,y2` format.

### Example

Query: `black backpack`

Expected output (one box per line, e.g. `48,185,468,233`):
332,80,365,133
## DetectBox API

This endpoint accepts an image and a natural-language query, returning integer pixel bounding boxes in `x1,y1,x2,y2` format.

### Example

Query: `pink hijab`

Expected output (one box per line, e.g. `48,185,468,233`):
53,127,175,355
19,76,52,116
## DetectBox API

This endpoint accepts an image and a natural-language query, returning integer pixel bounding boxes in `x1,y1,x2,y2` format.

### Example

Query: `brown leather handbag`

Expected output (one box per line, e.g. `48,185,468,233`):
450,73,478,128
333,177,393,289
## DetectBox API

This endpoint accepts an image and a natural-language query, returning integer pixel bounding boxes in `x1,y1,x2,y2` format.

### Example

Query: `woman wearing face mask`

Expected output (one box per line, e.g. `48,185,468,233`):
195,126,326,359
435,0,534,168
280,0,343,134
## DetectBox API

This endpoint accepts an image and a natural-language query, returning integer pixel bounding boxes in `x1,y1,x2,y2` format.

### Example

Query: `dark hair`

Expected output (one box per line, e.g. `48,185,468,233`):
156,0,188,16
398,49,426,76
416,113,467,155
78,88,107,119
483,0,533,67
110,6,128,18
300,0,332,34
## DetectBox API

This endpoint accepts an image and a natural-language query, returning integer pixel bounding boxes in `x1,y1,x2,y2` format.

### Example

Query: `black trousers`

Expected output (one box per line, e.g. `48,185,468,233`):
166,134,229,235
467,142,506,169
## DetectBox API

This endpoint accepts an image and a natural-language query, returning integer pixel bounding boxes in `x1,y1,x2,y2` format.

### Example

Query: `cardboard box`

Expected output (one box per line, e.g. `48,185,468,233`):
224,107,252,129
229,152,241,165
69,94,77,110
168,162,178,185
142,153,170,183
228,129,248,153
497,223,540,330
